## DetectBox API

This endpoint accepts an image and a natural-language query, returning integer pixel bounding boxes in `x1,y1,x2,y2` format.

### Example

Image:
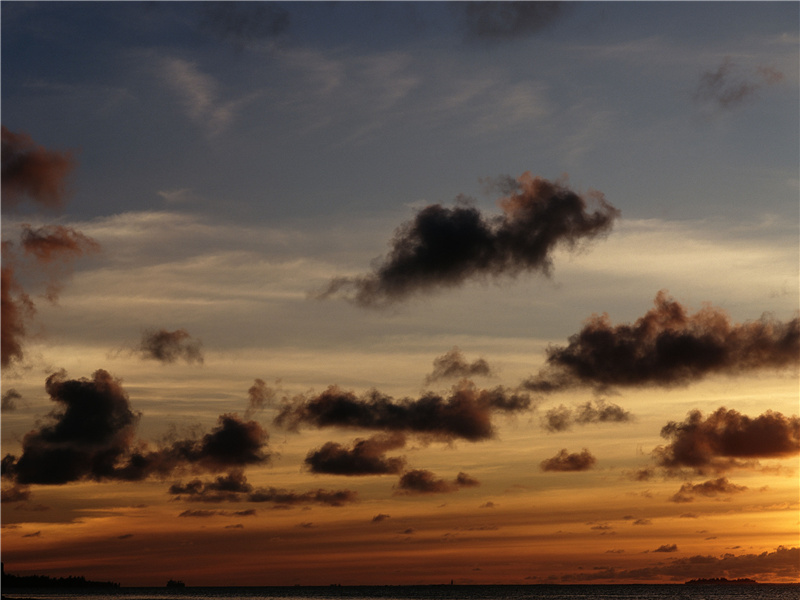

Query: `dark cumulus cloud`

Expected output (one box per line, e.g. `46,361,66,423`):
197,1,290,48
653,407,799,475
669,477,748,503
394,469,480,495
540,448,597,472
542,399,631,432
317,173,619,307
425,348,494,383
653,544,678,553
305,433,407,476
274,381,532,442
1,369,270,485
137,328,204,365
695,57,784,111
524,290,799,392
1,126,76,210
455,2,566,42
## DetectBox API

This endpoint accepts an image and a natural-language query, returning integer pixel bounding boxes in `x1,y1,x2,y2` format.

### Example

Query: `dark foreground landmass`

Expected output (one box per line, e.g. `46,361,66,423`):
1,563,119,589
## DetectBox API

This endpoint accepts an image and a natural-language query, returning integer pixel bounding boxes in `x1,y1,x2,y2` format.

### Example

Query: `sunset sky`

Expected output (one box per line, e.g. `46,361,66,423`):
1,1,798,587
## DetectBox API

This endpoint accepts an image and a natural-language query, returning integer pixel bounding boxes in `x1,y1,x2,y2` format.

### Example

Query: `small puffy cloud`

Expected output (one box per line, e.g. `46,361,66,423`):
1,389,22,412
136,328,204,365
425,348,494,383
394,469,479,495
454,2,566,43
653,544,678,553
669,477,748,503
20,225,99,264
540,448,597,472
372,513,391,522
695,57,785,111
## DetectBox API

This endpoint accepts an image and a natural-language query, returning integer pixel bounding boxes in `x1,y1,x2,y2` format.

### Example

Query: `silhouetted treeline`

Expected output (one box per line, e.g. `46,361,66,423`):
1,563,119,588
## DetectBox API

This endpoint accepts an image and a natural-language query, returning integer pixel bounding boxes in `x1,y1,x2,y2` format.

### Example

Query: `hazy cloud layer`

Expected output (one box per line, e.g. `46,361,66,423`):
455,2,566,42
394,469,479,495
653,407,800,475
305,433,407,476
425,347,494,383
542,399,631,432
524,290,799,392
1,126,76,210
540,448,597,472
561,545,799,582
669,477,749,503
1,370,269,485
318,173,619,307
137,328,204,365
274,381,532,442
695,57,784,111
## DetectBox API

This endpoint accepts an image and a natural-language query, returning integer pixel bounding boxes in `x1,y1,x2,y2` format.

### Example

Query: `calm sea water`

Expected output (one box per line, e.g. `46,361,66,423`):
2,585,799,600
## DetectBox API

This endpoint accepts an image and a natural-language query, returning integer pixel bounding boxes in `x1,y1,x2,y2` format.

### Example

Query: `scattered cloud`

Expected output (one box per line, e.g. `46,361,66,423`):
653,544,678,553
244,378,278,419
669,477,748,503
524,290,799,392
305,433,407,476
317,173,619,307
274,380,531,442
540,448,597,472
1,126,76,210
454,2,566,43
695,57,785,111
425,347,494,383
653,407,800,475
136,328,204,365
542,399,631,432
372,513,391,522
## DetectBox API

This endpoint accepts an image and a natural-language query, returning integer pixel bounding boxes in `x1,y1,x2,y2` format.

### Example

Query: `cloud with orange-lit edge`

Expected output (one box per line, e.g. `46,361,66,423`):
317,173,619,307
524,290,799,393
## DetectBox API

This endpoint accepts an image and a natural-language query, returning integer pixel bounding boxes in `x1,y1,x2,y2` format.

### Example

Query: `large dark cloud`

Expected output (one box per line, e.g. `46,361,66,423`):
524,291,799,392
454,2,566,42
274,381,532,442
669,477,748,503
540,448,597,472
1,126,76,210
695,57,784,111
425,348,494,383
652,407,800,475
394,469,479,495
305,433,407,476
317,173,619,307
1,370,270,485
136,328,204,365
542,399,631,432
